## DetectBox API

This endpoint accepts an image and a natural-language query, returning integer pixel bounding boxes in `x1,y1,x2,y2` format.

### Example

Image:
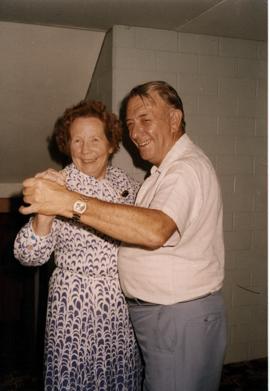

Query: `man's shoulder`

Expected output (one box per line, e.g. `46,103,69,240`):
162,141,215,182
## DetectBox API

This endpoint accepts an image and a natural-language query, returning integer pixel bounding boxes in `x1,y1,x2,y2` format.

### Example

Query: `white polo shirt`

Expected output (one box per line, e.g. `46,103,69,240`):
118,134,225,305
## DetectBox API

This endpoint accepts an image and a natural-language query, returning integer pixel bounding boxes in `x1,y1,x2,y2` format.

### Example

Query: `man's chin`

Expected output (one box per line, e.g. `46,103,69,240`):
139,148,150,160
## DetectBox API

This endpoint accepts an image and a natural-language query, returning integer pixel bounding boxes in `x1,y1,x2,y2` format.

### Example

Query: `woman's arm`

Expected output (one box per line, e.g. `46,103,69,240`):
14,216,58,266
32,214,54,236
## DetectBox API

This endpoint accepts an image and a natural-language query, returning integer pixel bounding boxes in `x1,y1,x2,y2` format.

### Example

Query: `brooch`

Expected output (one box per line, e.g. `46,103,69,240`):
121,190,129,198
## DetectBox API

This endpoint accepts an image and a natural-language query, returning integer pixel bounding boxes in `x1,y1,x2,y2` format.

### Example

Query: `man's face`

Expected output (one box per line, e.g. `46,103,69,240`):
126,92,181,166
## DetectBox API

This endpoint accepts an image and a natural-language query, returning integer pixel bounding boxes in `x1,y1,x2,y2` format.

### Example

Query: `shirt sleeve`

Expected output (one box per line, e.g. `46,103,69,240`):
13,217,58,266
149,163,203,244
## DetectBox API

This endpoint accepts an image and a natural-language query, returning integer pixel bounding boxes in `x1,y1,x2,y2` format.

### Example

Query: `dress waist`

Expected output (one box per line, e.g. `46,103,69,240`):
55,266,118,280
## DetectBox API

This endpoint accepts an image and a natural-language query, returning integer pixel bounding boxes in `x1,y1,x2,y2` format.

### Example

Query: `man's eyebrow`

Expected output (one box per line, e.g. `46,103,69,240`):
126,113,150,122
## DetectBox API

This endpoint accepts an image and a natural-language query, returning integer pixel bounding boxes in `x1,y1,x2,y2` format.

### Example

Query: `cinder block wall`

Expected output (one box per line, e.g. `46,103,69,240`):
89,25,267,364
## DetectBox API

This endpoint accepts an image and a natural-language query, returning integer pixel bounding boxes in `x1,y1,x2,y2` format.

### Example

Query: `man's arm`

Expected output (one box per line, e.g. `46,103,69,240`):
20,177,177,250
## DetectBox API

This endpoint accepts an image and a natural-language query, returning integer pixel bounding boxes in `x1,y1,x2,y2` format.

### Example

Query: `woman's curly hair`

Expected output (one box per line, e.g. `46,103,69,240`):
53,100,122,158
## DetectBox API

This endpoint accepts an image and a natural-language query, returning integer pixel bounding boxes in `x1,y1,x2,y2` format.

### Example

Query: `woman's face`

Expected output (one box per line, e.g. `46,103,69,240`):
69,117,113,179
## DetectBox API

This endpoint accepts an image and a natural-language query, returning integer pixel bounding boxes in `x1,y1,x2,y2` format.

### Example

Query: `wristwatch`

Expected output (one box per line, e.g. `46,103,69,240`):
72,197,88,222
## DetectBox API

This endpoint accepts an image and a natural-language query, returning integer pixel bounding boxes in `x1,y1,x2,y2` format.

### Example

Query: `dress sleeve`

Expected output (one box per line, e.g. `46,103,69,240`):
13,217,59,266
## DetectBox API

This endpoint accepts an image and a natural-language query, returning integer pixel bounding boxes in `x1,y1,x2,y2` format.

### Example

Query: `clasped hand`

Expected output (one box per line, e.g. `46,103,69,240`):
19,169,67,216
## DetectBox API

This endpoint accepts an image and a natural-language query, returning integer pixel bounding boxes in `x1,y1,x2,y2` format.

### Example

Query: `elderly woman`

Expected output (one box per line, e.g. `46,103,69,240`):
14,100,142,391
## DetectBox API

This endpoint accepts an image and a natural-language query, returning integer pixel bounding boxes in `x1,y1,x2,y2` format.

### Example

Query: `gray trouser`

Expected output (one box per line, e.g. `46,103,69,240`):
128,291,226,391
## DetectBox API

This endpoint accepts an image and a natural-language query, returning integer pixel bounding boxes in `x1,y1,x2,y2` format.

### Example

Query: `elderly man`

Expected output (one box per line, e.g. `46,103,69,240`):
20,81,226,391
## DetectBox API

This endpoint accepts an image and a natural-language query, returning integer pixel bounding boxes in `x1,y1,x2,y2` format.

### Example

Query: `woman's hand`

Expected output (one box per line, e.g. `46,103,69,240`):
23,169,67,235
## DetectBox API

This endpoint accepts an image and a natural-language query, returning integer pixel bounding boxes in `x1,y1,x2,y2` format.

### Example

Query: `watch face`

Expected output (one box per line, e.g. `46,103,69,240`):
73,200,87,215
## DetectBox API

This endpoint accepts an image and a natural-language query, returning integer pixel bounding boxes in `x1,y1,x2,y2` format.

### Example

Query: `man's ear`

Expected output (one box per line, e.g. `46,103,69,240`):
170,109,182,133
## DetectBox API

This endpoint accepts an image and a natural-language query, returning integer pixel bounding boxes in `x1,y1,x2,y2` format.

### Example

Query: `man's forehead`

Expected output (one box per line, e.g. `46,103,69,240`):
127,92,166,114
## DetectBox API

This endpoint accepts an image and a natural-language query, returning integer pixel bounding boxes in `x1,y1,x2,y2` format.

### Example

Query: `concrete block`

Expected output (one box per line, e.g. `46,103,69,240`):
256,79,267,100
113,25,136,48
198,95,238,116
257,42,267,60
156,51,197,73
252,230,267,252
178,32,218,55
234,175,256,194
114,47,156,71
199,55,236,77
196,135,235,156
219,175,235,195
223,192,253,212
232,285,262,307
223,212,233,231
255,119,267,136
236,58,267,79
135,27,177,52
219,37,258,59
254,189,267,212
235,136,267,157
219,77,256,98
234,212,254,230
224,231,252,251
254,212,267,230
238,96,267,118
187,115,218,135
219,117,255,136
216,156,253,175
178,74,218,95
231,323,251,344
179,94,197,115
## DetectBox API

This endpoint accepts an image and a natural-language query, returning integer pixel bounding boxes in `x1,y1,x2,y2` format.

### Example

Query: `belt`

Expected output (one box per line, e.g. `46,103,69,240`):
126,291,219,306
126,297,157,306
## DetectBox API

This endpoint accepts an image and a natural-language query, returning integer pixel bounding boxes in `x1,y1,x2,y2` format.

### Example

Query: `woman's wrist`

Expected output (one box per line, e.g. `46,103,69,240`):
32,214,54,236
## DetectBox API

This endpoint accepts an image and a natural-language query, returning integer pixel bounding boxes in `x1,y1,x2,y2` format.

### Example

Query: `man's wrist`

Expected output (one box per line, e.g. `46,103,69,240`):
71,194,88,222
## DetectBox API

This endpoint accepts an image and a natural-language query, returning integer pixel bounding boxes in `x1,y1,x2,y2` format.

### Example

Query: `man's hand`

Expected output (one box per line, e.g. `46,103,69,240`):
35,168,66,186
19,176,71,217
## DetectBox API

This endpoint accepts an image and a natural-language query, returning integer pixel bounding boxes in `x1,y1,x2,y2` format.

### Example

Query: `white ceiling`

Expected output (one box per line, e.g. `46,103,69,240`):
0,0,267,41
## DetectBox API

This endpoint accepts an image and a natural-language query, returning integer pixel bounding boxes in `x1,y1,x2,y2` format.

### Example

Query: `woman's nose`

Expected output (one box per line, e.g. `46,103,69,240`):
81,142,87,152
82,140,91,153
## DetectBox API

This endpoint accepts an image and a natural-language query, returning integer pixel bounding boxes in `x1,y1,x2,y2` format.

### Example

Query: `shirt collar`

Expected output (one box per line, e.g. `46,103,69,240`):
150,133,190,175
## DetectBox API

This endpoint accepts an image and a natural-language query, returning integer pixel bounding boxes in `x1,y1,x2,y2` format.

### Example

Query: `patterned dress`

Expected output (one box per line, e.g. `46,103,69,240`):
14,163,142,391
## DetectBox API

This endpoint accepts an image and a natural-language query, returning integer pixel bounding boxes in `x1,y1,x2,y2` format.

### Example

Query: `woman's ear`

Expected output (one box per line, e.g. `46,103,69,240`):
170,109,183,134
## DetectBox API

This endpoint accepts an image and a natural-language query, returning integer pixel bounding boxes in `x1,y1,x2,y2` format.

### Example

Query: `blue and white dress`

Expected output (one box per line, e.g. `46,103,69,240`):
14,163,142,391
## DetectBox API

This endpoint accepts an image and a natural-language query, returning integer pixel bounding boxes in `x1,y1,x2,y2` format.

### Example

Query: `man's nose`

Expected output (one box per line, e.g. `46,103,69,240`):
130,123,143,141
